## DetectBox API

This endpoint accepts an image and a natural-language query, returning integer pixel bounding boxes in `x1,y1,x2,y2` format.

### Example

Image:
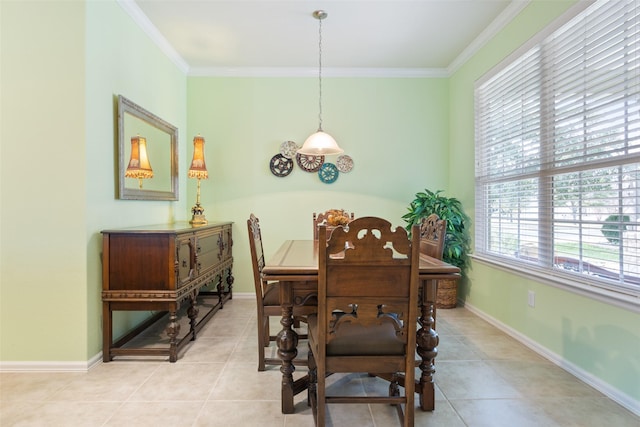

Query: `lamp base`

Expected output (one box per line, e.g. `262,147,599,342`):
189,202,207,225
190,214,208,225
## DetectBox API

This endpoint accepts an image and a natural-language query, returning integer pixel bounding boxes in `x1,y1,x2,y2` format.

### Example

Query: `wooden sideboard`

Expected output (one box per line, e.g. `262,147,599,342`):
101,221,233,362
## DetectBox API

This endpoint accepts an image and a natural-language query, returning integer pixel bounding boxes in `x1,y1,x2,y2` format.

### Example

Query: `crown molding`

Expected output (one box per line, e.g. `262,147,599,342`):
188,66,448,78
447,0,530,75
116,0,189,74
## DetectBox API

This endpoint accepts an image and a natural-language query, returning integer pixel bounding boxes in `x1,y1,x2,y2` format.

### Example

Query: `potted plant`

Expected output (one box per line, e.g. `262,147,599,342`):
402,189,471,308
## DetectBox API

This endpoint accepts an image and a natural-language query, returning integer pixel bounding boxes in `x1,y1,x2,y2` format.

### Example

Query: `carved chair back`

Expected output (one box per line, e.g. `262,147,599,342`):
308,216,420,426
312,209,355,240
419,214,447,260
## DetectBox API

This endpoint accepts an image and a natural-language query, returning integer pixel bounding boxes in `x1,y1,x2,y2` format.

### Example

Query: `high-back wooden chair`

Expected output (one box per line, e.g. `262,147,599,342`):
419,214,447,260
308,217,420,427
312,209,355,240
419,213,446,329
247,214,315,371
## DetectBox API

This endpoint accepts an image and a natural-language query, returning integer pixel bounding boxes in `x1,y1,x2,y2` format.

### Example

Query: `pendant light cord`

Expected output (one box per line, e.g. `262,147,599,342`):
317,16,324,132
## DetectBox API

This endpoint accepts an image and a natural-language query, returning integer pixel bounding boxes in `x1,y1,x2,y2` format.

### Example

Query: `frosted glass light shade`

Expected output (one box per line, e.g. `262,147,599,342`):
297,130,344,156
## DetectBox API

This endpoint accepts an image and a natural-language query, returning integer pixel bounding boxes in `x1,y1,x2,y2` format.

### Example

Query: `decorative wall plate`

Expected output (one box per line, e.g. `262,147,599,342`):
296,153,325,172
270,154,293,177
279,140,298,159
336,155,354,173
318,163,339,183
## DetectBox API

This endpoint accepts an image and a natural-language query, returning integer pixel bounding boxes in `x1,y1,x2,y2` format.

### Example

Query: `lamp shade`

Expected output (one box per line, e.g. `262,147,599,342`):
188,135,208,179
297,130,344,156
125,136,153,179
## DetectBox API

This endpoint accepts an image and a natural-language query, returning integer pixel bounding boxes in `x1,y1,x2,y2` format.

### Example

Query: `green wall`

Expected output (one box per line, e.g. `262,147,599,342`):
450,0,639,409
0,0,187,363
1,0,87,363
187,77,449,296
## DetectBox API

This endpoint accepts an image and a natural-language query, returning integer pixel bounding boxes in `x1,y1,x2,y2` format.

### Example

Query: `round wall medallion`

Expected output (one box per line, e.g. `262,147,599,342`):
318,163,339,183
279,140,299,159
336,155,354,173
296,153,325,172
270,154,293,177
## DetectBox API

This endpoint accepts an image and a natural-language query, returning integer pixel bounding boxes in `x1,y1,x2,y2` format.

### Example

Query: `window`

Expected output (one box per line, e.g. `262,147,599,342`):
475,0,640,300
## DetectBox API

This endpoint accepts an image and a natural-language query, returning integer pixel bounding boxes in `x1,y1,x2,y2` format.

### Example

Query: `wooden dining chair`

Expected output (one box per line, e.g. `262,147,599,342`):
307,217,420,427
371,214,447,412
312,209,355,240
419,214,447,259
419,213,447,328
247,214,316,371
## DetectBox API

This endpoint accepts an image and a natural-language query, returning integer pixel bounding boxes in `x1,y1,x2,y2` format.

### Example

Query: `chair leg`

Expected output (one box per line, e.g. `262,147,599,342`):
264,315,271,345
308,347,319,425
389,373,400,398
308,342,317,410
405,384,415,427
316,356,325,427
389,373,406,424
257,316,266,372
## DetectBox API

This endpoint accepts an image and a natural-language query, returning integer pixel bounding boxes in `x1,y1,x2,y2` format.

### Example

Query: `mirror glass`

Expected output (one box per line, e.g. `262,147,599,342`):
118,95,179,200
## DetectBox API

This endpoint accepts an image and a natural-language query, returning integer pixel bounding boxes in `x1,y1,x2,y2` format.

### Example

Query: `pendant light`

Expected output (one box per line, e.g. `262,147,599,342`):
297,10,344,156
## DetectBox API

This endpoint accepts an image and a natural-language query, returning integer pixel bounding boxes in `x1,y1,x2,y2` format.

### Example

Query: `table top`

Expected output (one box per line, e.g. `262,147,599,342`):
262,240,461,279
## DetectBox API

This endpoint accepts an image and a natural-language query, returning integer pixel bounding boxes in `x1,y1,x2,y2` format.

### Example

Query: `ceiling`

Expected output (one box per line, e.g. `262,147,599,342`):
123,0,527,77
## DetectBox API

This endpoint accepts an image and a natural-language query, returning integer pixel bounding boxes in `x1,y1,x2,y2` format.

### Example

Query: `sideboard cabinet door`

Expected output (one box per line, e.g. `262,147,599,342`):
195,228,221,278
176,235,194,286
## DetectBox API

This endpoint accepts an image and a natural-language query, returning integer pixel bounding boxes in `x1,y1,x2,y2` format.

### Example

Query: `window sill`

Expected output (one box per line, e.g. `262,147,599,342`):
471,254,640,313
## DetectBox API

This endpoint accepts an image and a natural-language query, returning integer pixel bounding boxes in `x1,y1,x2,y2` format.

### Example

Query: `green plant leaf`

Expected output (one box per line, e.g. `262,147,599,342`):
403,188,471,277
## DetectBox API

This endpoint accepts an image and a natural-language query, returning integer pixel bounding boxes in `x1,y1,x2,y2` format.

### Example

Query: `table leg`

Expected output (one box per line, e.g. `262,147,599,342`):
277,303,298,414
416,279,439,411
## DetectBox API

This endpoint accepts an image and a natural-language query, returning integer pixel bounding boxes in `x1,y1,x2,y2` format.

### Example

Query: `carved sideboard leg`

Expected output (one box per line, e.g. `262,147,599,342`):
416,280,439,411
216,274,224,308
166,310,180,363
226,266,234,299
102,303,113,362
188,290,199,341
277,304,298,414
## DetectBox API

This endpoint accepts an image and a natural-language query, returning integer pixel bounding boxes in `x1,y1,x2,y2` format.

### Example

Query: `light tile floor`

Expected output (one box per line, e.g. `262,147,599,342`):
1,297,638,426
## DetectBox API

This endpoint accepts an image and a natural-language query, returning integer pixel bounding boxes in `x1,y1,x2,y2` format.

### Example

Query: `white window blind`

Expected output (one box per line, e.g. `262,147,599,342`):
475,0,640,298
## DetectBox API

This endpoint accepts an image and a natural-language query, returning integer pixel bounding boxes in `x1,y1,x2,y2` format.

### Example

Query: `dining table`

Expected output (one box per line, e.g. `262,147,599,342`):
262,239,461,414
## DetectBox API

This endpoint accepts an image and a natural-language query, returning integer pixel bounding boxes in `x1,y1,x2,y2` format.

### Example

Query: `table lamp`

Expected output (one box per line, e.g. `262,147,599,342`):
125,135,153,189
188,135,208,225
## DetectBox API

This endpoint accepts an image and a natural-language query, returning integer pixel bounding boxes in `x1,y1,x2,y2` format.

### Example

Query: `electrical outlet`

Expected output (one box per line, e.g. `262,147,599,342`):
528,290,535,307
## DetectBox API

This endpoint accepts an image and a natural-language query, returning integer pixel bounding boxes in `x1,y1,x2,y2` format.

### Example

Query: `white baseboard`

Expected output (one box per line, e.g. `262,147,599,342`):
462,301,640,417
230,292,254,299
0,352,103,373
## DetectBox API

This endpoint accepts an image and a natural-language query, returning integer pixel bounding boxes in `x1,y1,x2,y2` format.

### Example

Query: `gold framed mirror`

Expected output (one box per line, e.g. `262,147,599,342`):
118,95,179,201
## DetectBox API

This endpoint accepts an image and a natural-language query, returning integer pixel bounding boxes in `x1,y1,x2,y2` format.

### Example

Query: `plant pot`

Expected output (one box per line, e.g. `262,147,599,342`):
436,278,458,309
